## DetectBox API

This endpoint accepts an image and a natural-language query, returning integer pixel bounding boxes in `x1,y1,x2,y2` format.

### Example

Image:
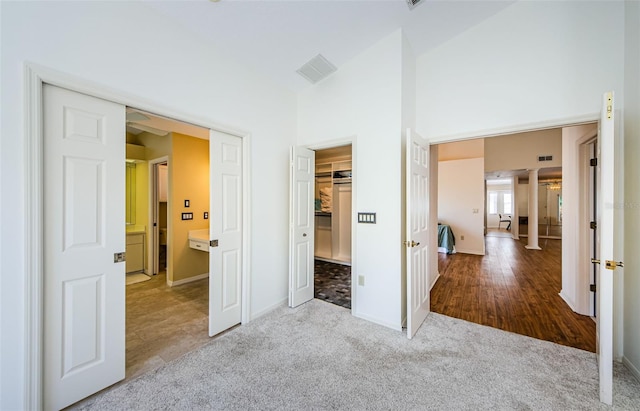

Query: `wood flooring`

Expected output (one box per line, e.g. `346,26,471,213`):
431,236,596,352
126,272,209,379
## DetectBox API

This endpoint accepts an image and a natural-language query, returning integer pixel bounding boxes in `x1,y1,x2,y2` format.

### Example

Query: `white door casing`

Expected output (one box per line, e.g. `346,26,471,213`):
209,130,243,336
596,91,616,405
289,146,315,307
406,128,431,339
43,85,126,410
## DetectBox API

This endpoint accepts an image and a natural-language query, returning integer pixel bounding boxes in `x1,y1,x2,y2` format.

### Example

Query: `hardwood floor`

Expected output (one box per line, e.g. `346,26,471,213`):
431,236,596,352
126,272,209,379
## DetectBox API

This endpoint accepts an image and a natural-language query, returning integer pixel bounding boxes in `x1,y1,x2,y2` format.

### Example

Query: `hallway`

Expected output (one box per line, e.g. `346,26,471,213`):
431,236,596,352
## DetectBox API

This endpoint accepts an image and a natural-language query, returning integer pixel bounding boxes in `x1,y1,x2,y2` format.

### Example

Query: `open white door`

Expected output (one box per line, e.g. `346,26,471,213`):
43,85,125,409
406,128,430,339
289,146,315,307
595,91,619,405
209,130,243,336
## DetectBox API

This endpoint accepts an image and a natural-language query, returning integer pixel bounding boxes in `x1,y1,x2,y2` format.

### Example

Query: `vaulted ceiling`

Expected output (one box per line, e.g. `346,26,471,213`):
143,0,516,93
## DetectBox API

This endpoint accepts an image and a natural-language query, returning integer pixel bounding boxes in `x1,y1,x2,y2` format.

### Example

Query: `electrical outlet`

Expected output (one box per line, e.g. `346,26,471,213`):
204,212,209,219
461,235,465,240
358,275,365,286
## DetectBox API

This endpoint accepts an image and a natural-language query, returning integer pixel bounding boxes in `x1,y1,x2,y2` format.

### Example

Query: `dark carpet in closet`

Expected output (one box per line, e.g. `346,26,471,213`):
314,259,351,309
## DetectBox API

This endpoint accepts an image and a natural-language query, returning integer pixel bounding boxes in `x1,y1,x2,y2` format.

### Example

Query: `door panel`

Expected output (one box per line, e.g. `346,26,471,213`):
289,146,315,307
209,131,243,336
44,85,125,410
596,91,616,405
406,128,430,339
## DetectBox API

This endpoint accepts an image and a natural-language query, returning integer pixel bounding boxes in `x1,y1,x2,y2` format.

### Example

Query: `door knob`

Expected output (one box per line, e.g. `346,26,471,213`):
303,233,307,237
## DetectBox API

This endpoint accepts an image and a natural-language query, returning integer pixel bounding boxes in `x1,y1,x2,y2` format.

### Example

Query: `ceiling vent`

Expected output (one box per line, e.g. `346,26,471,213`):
296,54,337,84
406,0,424,10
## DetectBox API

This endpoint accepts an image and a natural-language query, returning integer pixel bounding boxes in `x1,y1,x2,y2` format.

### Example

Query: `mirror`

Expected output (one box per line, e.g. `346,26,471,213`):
126,162,136,225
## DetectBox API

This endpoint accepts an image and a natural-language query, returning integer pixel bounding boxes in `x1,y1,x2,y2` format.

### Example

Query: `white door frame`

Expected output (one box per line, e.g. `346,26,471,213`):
148,157,169,277
23,62,252,409
306,137,357,313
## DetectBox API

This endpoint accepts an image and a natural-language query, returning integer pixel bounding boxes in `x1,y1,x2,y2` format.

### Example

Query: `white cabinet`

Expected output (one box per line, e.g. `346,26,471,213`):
126,232,145,273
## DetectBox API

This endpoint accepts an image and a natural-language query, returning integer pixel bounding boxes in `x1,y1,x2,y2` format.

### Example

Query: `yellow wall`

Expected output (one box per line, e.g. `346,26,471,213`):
169,132,209,282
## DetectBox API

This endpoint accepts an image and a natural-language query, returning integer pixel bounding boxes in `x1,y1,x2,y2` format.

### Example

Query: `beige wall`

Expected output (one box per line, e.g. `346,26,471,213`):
438,139,484,161
438,158,485,255
170,133,210,282
484,129,562,172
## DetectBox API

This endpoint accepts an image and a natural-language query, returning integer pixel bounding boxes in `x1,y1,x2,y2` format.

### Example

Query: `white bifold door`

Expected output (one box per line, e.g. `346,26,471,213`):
289,146,315,307
405,128,431,339
43,85,126,410
209,130,243,336
595,91,620,405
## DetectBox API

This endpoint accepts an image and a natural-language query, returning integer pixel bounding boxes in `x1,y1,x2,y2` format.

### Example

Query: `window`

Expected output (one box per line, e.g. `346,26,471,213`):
488,192,498,214
503,193,512,214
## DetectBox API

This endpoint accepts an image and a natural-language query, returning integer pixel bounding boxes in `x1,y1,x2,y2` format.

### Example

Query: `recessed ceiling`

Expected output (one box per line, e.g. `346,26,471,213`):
142,0,516,93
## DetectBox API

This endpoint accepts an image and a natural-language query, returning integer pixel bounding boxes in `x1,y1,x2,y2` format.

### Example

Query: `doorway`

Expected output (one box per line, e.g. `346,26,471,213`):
431,123,597,350
314,145,352,309
27,69,249,409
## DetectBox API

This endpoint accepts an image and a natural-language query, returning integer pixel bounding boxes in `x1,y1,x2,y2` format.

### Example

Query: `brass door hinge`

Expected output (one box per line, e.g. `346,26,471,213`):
605,260,624,270
606,92,613,120
590,221,597,230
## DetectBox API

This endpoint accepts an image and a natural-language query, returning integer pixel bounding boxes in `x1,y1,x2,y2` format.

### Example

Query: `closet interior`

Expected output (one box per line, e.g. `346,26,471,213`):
313,144,353,309
314,145,352,264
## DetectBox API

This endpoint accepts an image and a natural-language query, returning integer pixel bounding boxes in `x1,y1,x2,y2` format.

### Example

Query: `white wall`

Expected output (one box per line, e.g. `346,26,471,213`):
297,30,404,329
623,0,640,380
416,1,625,141
0,2,296,409
438,158,485,255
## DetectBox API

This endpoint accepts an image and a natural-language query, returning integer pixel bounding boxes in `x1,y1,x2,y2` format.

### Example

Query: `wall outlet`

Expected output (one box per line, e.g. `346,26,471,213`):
358,275,365,286
460,235,465,240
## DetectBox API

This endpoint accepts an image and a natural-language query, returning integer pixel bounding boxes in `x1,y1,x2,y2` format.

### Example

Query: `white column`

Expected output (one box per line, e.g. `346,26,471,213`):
526,169,542,250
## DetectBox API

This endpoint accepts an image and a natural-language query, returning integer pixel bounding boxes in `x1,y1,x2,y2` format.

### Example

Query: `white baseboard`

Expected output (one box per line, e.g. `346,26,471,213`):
558,291,578,312
623,356,640,382
352,312,402,332
454,248,484,256
168,272,209,287
250,297,288,321
429,273,441,291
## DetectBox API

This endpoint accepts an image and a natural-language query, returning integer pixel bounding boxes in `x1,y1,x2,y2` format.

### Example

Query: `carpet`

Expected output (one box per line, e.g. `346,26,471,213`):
72,300,640,410
126,273,151,286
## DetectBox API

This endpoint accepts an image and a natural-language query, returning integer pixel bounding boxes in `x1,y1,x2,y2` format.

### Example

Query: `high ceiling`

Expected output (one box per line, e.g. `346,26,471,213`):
143,0,516,93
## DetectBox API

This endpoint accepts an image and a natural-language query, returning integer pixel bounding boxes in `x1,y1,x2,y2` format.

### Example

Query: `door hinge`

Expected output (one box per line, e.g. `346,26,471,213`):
590,221,597,230
605,260,624,270
590,158,597,167
606,92,613,120
114,252,126,263
590,284,596,292
210,239,219,247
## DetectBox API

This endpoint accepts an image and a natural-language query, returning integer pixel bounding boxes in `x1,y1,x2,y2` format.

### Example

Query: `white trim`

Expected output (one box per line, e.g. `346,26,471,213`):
167,273,209,287
148,156,169,279
427,114,600,144
249,298,287,321
24,62,253,408
353,312,403,332
241,133,252,324
24,63,44,411
622,356,640,383
429,273,441,291
559,291,578,313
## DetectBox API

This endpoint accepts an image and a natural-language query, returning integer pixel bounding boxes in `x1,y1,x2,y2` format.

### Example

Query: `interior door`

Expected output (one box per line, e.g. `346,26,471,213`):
209,130,243,336
43,85,126,410
406,128,430,339
289,146,315,307
595,91,618,405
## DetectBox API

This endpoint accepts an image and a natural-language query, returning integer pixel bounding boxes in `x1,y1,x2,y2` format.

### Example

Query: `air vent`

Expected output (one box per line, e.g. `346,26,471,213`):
406,0,424,10
296,54,337,84
538,155,553,162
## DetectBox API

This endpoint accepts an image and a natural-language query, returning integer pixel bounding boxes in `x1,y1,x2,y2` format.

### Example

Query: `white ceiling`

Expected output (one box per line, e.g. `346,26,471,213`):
142,0,516,93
